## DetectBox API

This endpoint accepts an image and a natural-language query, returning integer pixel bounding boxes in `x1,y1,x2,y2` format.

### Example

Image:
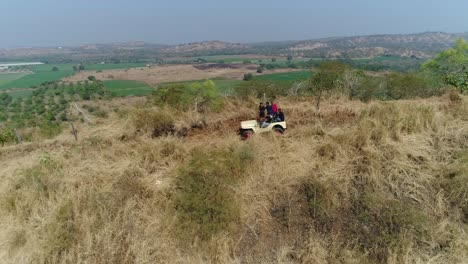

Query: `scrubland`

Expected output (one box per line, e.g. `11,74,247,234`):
0,93,468,264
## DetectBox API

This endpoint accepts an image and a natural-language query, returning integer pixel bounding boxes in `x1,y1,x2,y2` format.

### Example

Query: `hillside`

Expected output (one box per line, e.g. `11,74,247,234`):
287,32,468,58
1,32,467,62
161,41,249,54
0,94,467,263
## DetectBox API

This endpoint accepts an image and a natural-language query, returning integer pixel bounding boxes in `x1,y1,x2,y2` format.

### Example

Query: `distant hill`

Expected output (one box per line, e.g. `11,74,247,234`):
284,32,468,58
160,41,249,54
156,32,468,58
1,32,467,62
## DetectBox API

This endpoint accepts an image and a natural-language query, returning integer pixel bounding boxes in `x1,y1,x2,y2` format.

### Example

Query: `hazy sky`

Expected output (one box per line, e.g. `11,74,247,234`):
1,0,467,48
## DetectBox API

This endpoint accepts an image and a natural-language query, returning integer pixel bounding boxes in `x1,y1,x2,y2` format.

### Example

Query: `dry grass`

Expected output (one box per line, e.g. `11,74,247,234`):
0,94,468,263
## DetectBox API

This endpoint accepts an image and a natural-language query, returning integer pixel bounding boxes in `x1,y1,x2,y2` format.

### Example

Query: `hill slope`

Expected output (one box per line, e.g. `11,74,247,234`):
286,32,468,58
0,95,467,263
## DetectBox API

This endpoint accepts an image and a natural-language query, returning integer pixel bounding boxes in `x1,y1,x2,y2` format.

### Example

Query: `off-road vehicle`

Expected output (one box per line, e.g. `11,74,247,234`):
238,119,286,139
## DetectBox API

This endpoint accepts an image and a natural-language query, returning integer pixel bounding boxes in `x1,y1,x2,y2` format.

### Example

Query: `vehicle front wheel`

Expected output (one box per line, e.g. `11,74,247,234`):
241,130,252,140
273,127,284,134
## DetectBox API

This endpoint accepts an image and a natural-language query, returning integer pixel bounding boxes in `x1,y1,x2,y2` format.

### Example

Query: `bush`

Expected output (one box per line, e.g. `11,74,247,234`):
132,109,175,137
39,122,62,139
153,80,222,112
386,72,436,99
243,73,253,81
0,128,15,146
173,145,254,243
356,76,383,102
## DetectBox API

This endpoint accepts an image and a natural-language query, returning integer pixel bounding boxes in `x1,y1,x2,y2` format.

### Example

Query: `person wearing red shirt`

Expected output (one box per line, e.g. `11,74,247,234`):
271,101,278,115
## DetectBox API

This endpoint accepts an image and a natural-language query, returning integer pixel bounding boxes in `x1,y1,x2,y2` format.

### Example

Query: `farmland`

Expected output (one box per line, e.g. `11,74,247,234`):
0,73,30,87
103,80,154,97
158,70,310,95
0,63,147,90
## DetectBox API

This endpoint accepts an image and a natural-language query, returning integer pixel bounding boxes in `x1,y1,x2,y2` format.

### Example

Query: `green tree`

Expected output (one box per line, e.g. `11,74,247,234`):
188,80,222,113
310,61,348,109
154,80,221,112
52,66,59,72
422,38,468,92
78,64,85,71
287,55,293,62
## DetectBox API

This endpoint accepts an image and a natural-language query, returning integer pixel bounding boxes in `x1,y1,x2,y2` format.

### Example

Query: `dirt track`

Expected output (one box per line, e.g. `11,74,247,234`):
61,64,298,85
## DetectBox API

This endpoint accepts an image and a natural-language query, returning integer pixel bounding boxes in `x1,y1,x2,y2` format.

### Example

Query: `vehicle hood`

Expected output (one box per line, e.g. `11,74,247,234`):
240,120,258,129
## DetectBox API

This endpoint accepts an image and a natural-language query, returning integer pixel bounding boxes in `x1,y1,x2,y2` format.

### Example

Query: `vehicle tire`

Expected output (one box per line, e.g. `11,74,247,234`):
273,127,284,134
241,130,252,140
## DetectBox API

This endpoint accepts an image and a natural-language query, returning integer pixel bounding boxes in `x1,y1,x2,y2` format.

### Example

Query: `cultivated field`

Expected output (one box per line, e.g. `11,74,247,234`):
62,64,299,86
103,80,154,97
0,73,30,87
0,63,147,90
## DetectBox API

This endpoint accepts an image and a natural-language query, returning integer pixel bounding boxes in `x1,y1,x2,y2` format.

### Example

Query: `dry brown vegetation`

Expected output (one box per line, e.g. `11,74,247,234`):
61,64,298,85
1,94,468,263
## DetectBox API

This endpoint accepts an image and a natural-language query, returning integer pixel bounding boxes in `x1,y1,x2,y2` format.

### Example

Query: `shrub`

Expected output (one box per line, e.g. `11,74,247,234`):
386,72,435,99
243,73,253,81
132,109,175,137
39,121,62,139
154,80,222,112
0,128,15,146
173,145,254,243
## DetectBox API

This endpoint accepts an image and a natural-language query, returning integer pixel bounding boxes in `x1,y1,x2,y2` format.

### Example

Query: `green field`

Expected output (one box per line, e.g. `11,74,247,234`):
0,64,75,89
1,70,74,89
0,63,148,90
158,71,311,95
0,73,31,88
103,80,154,97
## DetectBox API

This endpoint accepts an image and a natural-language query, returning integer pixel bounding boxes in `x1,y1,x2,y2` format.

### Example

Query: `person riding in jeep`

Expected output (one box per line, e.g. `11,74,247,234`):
276,108,285,122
